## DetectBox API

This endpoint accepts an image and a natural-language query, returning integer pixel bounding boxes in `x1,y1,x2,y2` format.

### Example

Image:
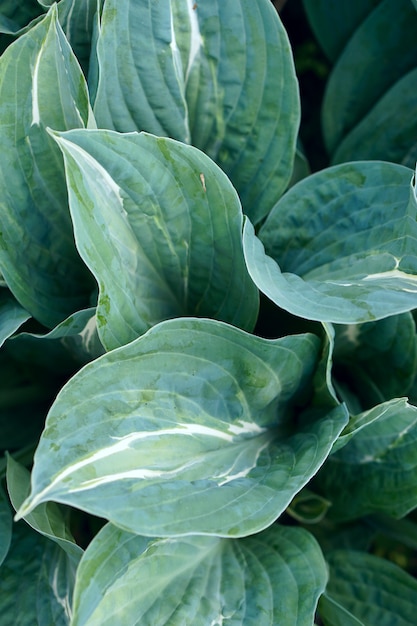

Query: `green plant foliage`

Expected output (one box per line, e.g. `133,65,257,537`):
243,161,417,324
318,550,417,625
92,0,299,224
1,0,417,623
71,523,327,626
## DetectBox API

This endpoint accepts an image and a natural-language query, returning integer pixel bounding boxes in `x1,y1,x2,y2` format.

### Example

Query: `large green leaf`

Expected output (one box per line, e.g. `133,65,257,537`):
319,550,417,626
71,523,327,626
57,0,101,76
302,0,382,62
315,398,417,521
17,317,347,537
332,313,417,410
0,522,73,626
322,0,417,154
0,290,31,348
243,161,417,324
52,129,259,350
91,0,299,224
332,69,417,167
0,6,94,328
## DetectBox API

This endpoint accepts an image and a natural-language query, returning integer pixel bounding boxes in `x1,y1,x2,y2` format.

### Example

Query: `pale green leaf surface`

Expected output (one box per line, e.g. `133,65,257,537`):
0,522,72,626
316,398,417,520
319,550,417,626
243,161,417,324
17,317,347,537
92,0,299,224
0,6,94,328
7,455,83,565
0,485,12,567
332,69,417,166
52,129,258,350
322,0,417,153
0,290,31,348
302,0,381,61
72,523,327,626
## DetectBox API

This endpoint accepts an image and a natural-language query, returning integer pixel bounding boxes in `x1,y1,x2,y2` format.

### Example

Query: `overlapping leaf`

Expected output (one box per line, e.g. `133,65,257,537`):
332,312,417,410
0,6,94,328
52,129,259,350
302,0,382,62
332,69,417,167
0,290,31,348
316,399,417,521
0,522,74,626
243,161,417,324
71,523,327,626
91,0,299,223
0,486,12,567
322,0,417,154
319,550,417,626
17,317,347,537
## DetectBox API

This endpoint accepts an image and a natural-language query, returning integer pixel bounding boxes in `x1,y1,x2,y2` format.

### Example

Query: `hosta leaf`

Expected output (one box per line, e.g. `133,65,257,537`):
243,161,417,324
332,69,417,167
0,6,94,328
315,398,417,521
0,1,44,35
92,0,299,224
7,455,83,565
0,522,74,626
0,485,12,567
322,0,417,154
319,550,417,626
302,0,382,62
52,129,259,350
56,0,101,76
17,317,347,537
0,290,31,348
9,307,104,370
72,523,327,626
332,312,417,410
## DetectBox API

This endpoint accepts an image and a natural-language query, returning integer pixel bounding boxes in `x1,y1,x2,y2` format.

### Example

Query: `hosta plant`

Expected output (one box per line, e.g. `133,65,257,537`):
1,1,417,624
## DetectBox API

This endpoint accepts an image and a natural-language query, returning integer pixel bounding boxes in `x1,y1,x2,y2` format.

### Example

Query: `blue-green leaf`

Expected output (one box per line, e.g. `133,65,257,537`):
302,0,382,62
17,317,347,537
0,6,94,328
71,523,327,626
332,69,417,167
319,550,417,626
7,455,83,565
0,522,73,626
316,398,417,521
243,161,417,324
322,0,417,154
92,0,299,224
52,129,259,350
0,290,31,348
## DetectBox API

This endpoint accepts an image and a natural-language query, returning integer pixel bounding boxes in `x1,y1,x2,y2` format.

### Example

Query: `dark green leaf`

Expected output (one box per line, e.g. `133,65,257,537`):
0,485,12,567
